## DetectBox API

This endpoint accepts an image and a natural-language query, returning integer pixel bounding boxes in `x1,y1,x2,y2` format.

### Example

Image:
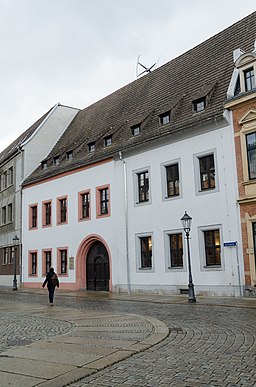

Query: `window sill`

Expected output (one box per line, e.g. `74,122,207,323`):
138,267,153,271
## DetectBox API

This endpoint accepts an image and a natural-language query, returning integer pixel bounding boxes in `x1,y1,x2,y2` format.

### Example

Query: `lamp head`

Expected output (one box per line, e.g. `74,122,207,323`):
181,211,192,233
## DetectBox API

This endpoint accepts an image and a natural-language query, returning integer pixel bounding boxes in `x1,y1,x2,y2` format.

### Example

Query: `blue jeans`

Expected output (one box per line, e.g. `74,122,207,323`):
48,287,55,304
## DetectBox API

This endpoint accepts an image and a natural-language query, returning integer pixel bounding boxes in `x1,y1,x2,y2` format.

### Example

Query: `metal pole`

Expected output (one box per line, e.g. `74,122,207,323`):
186,231,196,303
13,245,17,291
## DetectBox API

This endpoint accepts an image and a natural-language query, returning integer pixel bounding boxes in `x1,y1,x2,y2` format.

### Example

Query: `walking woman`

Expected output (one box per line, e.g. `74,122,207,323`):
42,267,59,306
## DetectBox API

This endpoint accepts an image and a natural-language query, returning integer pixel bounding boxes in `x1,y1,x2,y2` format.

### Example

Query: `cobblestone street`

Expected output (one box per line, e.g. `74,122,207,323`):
0,290,255,387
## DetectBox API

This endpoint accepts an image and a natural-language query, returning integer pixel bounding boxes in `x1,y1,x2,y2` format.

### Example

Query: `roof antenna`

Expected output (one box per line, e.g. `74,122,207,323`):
136,55,157,78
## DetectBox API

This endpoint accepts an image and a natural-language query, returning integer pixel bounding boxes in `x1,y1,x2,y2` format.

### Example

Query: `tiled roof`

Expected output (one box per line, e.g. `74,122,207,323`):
0,106,55,165
23,12,256,186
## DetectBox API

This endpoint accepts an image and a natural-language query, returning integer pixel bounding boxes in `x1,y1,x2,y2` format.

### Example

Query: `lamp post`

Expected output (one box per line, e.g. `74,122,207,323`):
12,235,19,291
181,211,196,303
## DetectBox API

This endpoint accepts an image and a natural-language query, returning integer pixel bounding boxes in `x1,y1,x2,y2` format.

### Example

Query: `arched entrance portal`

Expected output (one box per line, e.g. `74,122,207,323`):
86,241,110,291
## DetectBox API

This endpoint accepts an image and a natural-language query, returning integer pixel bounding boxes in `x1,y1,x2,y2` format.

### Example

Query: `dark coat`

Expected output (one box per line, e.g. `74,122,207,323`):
43,271,59,289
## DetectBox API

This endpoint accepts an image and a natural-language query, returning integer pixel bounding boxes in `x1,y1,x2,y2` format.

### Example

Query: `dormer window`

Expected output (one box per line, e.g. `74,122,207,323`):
131,125,141,136
244,67,255,91
41,161,47,170
159,112,170,125
193,97,206,112
88,142,96,153
104,135,112,147
53,156,60,166
66,151,73,161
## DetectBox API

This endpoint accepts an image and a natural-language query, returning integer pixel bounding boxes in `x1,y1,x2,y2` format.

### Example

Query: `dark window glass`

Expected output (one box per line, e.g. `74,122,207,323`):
2,206,6,224
41,161,47,170
166,164,179,197
199,154,215,190
31,206,37,228
81,192,90,218
140,236,152,268
60,250,67,274
138,171,149,202
8,167,13,185
7,204,12,223
193,97,206,112
45,202,51,225
31,252,37,275
246,132,256,180
204,230,221,266
53,156,60,165
104,136,112,146
60,198,67,223
88,142,96,152
132,125,141,136
3,247,8,265
169,233,183,267
244,68,255,92
66,151,73,161
159,113,170,125
45,251,51,273
253,222,256,268
100,188,109,215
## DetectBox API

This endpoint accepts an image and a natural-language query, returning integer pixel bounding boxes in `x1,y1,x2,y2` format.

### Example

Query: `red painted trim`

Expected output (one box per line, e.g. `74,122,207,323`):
76,234,112,291
28,250,38,277
57,246,69,277
96,184,111,219
42,248,52,275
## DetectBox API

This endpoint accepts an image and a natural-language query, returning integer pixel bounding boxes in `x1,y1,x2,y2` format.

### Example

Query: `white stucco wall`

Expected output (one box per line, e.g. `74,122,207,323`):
22,119,243,296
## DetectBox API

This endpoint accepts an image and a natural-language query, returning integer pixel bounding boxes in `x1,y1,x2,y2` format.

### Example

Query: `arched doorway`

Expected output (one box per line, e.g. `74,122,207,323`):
86,241,110,291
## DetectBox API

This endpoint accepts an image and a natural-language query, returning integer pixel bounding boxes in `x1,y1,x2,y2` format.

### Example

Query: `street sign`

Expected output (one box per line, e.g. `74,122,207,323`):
223,241,237,247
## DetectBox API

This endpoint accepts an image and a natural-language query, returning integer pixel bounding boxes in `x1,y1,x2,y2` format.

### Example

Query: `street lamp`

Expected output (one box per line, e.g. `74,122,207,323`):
181,211,196,303
12,235,19,291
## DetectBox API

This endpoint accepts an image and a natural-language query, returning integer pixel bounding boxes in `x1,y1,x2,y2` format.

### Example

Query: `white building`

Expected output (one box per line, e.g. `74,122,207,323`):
21,12,256,296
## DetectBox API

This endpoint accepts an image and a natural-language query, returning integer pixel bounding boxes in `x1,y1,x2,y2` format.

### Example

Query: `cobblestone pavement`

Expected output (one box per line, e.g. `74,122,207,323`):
0,290,256,387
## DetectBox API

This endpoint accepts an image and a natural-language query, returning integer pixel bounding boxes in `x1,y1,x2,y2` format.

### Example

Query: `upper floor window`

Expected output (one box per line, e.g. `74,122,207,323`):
138,171,149,203
2,206,6,225
193,97,206,112
3,171,7,189
7,203,12,223
96,185,110,218
8,167,13,185
246,132,256,179
29,204,38,229
57,197,67,224
66,151,73,161
159,112,170,125
244,67,255,92
204,229,221,266
79,191,90,220
166,164,179,197
99,188,109,215
88,142,96,153
43,201,52,227
199,154,215,190
131,125,141,136
104,136,112,147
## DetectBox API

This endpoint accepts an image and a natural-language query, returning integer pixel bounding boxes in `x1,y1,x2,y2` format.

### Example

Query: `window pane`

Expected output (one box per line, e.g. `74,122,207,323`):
138,172,149,202
199,154,215,190
246,132,256,179
244,68,255,92
140,236,152,268
169,233,183,267
204,230,221,266
166,164,179,197
100,188,109,214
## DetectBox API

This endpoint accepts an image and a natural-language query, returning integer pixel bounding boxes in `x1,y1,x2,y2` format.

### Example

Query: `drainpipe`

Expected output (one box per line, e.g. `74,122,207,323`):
119,151,131,293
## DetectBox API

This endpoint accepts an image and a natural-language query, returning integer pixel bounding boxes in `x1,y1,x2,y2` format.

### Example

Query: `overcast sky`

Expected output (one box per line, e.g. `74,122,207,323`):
0,0,255,152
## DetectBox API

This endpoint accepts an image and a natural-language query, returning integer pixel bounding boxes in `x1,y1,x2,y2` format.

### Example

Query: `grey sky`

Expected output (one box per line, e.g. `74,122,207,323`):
0,0,255,152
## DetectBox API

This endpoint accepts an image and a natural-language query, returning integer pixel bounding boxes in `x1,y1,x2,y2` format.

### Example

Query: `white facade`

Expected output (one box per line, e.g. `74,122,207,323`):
0,103,79,286
22,115,244,296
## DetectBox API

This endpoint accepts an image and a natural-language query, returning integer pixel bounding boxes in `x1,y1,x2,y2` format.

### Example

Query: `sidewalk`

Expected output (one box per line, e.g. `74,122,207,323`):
0,289,169,387
0,288,256,387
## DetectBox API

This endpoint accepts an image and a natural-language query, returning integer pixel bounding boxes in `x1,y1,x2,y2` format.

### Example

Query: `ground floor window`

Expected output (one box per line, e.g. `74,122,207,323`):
169,233,183,268
139,236,152,269
204,229,221,266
